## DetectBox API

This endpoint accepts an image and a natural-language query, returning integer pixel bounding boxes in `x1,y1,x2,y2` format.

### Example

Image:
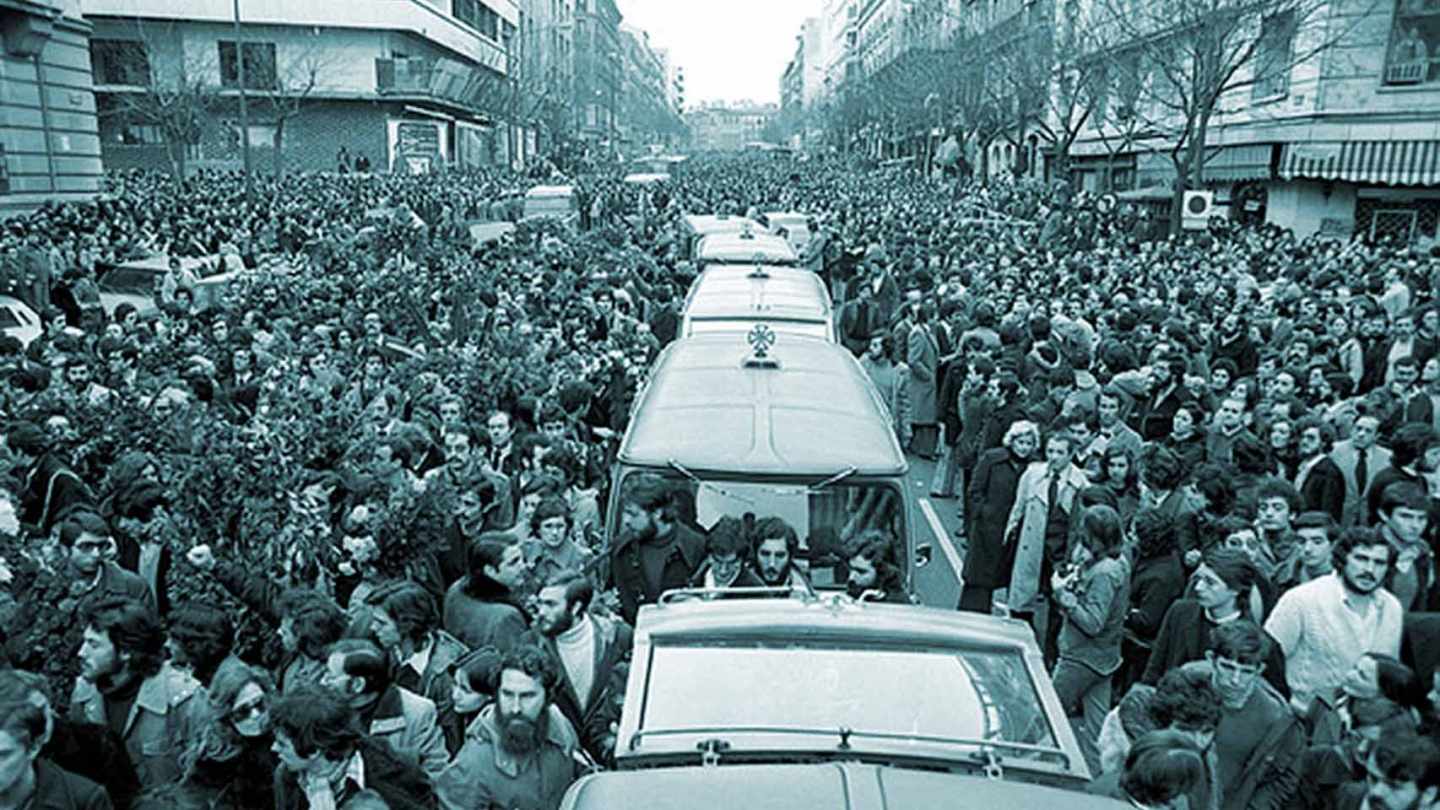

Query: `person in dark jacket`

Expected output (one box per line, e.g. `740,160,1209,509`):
0,670,115,810
1119,508,1187,697
1295,416,1347,524
442,534,530,654
610,474,704,624
960,420,1038,612
841,529,911,603
686,516,766,591
1143,548,1288,697
8,420,94,536
271,686,436,810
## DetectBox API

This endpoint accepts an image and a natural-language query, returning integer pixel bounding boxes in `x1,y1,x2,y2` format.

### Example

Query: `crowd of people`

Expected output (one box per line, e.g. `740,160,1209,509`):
0,153,1437,810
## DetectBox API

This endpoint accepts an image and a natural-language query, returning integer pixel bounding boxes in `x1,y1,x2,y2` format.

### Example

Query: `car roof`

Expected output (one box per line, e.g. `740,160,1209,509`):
527,185,575,197
762,211,809,224
564,763,1126,810
618,334,904,476
684,266,831,322
0,295,35,312
635,596,1040,652
624,173,670,183
682,214,764,236
115,254,244,280
696,232,798,264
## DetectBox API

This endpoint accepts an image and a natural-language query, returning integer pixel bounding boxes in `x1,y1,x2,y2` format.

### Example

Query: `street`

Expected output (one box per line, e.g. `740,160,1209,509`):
905,451,966,609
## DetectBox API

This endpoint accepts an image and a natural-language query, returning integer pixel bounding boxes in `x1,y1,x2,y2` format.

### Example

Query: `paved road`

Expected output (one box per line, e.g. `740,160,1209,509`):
904,452,967,609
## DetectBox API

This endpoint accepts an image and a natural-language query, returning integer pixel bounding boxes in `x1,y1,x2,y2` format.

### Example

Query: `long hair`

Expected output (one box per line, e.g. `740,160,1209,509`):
841,529,905,595
181,658,275,776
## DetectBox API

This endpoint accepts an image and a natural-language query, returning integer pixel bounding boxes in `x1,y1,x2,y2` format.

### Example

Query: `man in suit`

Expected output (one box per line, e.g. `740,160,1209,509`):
528,571,633,765
1329,413,1391,527
1295,417,1346,524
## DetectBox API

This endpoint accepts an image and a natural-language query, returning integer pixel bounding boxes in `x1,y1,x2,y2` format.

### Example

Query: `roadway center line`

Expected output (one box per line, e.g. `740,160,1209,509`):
918,497,964,584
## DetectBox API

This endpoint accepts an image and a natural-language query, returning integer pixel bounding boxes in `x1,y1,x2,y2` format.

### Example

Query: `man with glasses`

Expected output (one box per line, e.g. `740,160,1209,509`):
1180,620,1304,810
1266,527,1404,712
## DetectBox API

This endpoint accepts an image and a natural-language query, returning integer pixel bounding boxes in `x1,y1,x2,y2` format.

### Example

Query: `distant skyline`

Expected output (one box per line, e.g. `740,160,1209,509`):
615,0,820,106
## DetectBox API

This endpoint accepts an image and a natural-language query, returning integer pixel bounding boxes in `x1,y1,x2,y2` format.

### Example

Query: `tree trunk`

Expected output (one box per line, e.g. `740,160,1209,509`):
273,117,285,176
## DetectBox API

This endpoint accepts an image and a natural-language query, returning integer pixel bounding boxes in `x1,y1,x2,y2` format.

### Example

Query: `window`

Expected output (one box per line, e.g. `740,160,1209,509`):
1384,0,1440,85
90,40,150,86
1251,11,1295,100
454,0,501,39
218,41,276,90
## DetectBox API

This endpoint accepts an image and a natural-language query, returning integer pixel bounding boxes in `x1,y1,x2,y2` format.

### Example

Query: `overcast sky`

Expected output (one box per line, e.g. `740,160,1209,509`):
616,0,821,106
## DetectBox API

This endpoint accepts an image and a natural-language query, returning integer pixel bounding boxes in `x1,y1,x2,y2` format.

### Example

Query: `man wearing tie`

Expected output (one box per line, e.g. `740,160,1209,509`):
1329,414,1389,527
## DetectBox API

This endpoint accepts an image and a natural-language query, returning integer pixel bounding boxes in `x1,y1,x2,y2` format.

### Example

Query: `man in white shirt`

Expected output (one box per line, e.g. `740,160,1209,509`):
1264,526,1403,711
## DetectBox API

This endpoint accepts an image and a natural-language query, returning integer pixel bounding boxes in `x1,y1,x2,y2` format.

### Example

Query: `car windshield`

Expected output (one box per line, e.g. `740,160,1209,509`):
640,641,1057,755
687,319,829,340
613,471,904,587
98,267,160,294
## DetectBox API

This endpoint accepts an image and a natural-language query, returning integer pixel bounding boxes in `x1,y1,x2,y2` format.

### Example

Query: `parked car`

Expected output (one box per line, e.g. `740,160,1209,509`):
0,296,41,348
97,254,245,319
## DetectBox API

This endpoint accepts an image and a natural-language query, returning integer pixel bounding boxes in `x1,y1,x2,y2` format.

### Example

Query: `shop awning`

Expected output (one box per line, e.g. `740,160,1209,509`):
1279,140,1440,186
1202,143,1275,182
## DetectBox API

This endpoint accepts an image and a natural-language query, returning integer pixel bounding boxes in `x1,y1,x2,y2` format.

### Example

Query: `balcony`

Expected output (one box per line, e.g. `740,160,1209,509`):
376,57,510,117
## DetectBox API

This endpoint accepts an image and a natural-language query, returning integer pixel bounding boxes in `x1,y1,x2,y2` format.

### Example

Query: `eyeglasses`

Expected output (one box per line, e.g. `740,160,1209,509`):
229,696,268,723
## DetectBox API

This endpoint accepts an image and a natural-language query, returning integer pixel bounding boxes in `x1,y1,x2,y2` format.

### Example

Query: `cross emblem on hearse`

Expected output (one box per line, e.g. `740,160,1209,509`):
747,324,777,358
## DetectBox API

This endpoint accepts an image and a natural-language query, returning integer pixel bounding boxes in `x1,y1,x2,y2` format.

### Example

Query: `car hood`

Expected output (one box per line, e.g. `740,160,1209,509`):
563,762,1125,810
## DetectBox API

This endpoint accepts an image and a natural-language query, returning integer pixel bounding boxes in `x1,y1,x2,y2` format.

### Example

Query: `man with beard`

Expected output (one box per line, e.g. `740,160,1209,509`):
271,685,434,810
69,596,203,789
436,646,579,810
0,672,113,810
610,475,703,623
841,530,908,602
1265,527,1403,712
319,638,449,781
751,516,810,591
527,572,632,765
1342,728,1440,810
1179,620,1304,810
1294,417,1346,524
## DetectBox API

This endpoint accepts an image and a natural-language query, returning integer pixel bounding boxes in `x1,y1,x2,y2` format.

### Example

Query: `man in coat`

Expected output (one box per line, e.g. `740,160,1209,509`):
1295,417,1346,524
362,581,473,753
436,646,579,810
321,638,450,781
272,686,436,810
8,421,92,537
838,282,878,357
1329,413,1391,527
70,597,203,790
611,474,704,624
1003,430,1089,666
906,303,941,458
527,571,633,765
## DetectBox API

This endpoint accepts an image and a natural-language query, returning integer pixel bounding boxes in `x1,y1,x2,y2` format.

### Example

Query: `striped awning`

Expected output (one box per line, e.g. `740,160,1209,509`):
1279,140,1440,186
1203,143,1275,183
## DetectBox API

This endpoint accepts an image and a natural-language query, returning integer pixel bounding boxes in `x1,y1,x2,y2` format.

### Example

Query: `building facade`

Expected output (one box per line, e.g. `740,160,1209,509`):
617,22,678,152
684,101,776,152
1062,0,1440,241
82,0,520,175
516,0,574,154
2,0,102,209
572,0,620,143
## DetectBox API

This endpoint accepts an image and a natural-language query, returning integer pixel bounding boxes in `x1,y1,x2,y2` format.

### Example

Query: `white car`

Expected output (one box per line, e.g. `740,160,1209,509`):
0,296,40,348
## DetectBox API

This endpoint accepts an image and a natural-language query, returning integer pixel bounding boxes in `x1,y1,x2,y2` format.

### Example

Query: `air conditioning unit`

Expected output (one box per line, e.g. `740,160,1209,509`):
1182,190,1214,230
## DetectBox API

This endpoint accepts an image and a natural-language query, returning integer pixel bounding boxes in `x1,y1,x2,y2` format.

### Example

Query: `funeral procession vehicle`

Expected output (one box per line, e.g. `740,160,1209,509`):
559,594,1120,809
607,330,933,598
680,264,836,342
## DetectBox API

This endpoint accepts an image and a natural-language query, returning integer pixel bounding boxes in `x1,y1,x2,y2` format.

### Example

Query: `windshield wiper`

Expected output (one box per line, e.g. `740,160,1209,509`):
630,726,1070,771
807,466,857,492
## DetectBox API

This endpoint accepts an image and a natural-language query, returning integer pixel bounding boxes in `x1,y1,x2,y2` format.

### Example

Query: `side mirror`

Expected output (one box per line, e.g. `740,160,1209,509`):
915,543,933,569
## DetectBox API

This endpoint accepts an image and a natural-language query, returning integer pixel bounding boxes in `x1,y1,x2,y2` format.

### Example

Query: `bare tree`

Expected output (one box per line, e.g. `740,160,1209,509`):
253,44,338,174
102,20,221,179
1089,0,1381,228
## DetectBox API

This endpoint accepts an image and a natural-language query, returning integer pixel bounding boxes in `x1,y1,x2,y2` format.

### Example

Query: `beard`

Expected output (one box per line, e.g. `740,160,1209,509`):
497,705,548,755
1342,566,1383,595
540,608,575,638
